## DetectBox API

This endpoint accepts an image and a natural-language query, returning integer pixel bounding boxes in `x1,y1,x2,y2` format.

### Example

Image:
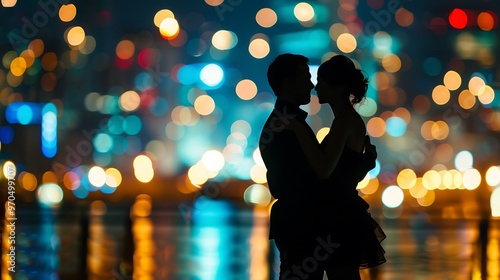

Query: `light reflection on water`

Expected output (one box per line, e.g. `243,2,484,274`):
2,200,500,280
2,206,60,280
189,198,250,279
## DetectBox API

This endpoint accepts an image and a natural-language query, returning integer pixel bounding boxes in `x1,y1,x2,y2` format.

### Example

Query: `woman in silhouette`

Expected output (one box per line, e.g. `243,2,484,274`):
287,55,386,279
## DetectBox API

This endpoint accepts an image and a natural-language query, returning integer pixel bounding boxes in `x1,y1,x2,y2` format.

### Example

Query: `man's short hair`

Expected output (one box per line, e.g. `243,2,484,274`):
267,53,309,96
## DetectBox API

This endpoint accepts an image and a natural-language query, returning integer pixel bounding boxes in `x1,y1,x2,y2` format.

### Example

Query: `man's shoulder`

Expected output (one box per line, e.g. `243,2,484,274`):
259,121,292,145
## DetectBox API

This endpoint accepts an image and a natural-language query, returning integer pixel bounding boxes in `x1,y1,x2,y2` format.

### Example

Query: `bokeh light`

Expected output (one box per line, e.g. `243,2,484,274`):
201,150,225,172
397,169,417,190
37,183,64,206
154,9,175,27
116,40,135,60
1,0,16,7
454,150,473,172
200,64,224,87
244,184,272,206
355,97,377,117
449,8,468,29
382,54,401,73
94,133,114,153
194,95,215,115
212,30,238,50
236,79,258,100
395,8,414,27
3,161,16,180
42,171,58,184
105,168,122,188
432,85,450,105
477,11,495,31
159,18,180,39
412,95,431,114
67,26,86,46
231,120,252,137
10,57,26,76
382,185,404,208
256,8,278,28
294,2,315,22
443,70,461,91
250,165,267,184
253,148,265,166
88,166,106,187
469,76,485,96
249,37,270,59
134,155,155,183
63,172,80,191
386,117,407,137
486,166,500,187
423,170,441,190
123,115,142,135
359,177,379,195
41,52,57,71
119,90,141,111
423,57,441,76
409,178,427,199
20,49,35,68
205,0,224,6
417,190,435,207
478,85,495,105
337,33,357,53
431,121,449,141
492,188,500,217
458,89,476,109
20,171,37,191
59,4,77,22
463,168,481,190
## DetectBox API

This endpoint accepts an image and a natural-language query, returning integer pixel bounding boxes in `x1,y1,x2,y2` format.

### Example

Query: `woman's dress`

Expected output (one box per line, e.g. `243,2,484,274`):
318,143,387,269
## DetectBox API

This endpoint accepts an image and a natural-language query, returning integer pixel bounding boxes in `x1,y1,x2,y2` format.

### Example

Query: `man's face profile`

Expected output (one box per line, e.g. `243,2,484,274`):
284,63,314,105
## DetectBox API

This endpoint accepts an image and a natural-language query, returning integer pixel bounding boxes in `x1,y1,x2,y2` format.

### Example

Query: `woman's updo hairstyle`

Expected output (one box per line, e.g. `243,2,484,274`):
317,55,368,105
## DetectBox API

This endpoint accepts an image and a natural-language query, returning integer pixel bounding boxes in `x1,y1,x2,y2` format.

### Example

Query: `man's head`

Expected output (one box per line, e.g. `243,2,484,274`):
267,53,314,105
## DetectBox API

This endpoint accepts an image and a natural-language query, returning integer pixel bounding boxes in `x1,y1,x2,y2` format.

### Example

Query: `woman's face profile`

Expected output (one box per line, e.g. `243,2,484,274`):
315,77,328,104
315,76,346,105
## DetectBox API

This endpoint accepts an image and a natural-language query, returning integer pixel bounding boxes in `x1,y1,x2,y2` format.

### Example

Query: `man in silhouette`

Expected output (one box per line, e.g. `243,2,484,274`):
259,53,376,279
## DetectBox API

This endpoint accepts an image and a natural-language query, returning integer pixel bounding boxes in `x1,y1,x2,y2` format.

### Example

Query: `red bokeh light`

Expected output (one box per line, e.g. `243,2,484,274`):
449,8,468,29
138,48,157,68
140,88,159,108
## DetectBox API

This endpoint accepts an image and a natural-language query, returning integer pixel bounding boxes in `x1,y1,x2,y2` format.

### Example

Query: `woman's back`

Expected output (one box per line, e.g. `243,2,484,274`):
319,139,366,201
317,136,387,270
343,111,367,153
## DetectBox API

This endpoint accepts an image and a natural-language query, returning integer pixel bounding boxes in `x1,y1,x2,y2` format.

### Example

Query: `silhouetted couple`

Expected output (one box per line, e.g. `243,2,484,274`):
259,54,386,279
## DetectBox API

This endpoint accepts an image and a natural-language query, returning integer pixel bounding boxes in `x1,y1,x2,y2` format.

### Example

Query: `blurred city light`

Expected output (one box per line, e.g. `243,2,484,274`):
382,185,404,208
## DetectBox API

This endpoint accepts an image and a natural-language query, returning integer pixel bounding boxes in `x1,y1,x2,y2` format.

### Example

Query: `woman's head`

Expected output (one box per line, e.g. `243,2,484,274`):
316,55,368,105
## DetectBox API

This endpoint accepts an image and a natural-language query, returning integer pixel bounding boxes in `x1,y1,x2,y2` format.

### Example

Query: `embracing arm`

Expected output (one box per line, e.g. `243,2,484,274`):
287,119,350,179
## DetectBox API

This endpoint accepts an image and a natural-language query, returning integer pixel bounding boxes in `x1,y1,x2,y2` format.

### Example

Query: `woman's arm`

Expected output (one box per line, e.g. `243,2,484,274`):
286,118,350,179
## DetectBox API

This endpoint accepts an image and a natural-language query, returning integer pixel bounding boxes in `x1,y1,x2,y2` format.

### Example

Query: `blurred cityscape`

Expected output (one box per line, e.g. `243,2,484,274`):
1,0,499,279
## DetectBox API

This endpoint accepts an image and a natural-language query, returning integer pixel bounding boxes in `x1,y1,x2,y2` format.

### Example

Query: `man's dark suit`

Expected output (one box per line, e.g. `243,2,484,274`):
259,100,323,243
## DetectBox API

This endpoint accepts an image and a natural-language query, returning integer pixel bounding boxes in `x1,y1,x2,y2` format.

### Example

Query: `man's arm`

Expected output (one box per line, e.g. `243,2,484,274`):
286,118,351,179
